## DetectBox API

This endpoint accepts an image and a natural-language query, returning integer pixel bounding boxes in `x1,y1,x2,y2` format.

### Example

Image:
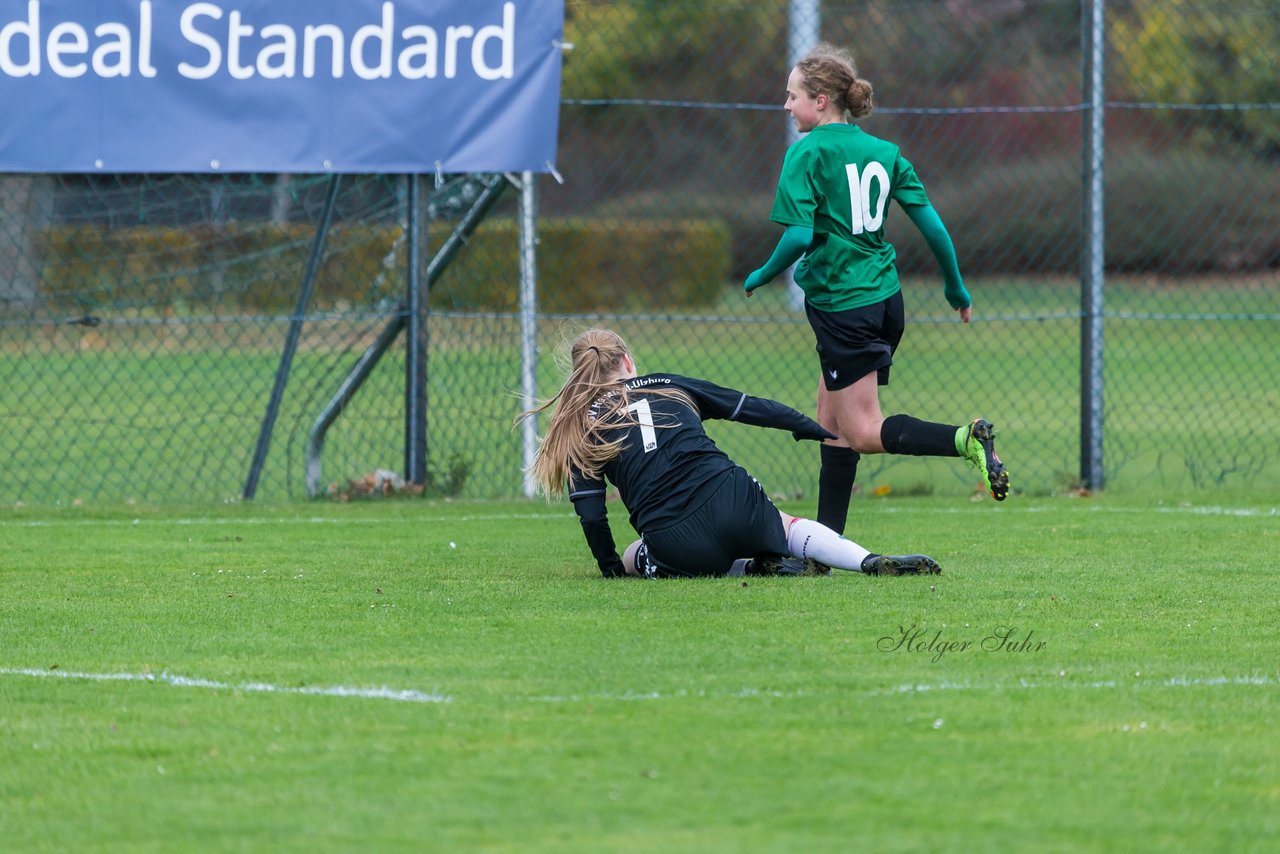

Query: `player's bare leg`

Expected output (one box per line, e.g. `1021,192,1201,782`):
622,540,644,577
825,370,1011,501
820,372,885,453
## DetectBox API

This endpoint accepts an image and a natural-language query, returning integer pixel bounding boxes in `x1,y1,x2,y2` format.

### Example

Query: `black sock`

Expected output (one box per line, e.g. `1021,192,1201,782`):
880,414,960,457
818,444,860,535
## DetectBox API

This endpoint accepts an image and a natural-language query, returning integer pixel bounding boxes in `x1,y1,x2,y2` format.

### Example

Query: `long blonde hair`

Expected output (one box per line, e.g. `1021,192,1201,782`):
519,328,693,496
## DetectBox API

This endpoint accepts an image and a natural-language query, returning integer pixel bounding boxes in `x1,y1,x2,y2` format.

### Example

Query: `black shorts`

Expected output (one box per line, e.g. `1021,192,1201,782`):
805,290,905,391
634,466,789,578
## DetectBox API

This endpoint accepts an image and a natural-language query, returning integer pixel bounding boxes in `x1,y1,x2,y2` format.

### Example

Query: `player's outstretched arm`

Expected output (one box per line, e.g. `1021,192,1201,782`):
744,225,812,294
734,395,836,442
673,375,835,442
569,488,627,578
903,204,970,318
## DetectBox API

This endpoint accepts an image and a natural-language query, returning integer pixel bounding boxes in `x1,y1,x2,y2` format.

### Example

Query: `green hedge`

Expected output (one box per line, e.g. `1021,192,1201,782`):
426,217,731,312
36,217,732,312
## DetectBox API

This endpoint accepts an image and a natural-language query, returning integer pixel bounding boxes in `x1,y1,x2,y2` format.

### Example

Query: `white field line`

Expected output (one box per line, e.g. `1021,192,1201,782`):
877,504,1279,518
2,504,1275,530
529,687,811,703
2,666,1273,706
0,667,451,704
875,674,1277,696
0,512,568,529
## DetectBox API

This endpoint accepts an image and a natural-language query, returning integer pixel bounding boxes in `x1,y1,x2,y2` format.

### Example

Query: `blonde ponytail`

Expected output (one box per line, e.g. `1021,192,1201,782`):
518,328,696,496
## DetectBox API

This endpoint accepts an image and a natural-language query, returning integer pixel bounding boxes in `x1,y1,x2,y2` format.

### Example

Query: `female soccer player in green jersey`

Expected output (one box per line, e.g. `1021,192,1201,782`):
745,43,1010,534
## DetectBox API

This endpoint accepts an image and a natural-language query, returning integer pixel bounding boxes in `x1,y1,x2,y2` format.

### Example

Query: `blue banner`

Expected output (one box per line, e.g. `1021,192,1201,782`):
0,0,563,173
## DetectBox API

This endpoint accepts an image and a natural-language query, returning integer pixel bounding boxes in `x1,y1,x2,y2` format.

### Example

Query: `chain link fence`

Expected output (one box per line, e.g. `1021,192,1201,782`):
2,0,1277,505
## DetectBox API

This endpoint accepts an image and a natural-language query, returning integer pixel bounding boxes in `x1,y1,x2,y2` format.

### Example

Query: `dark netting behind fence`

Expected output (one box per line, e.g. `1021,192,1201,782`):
2,0,1277,505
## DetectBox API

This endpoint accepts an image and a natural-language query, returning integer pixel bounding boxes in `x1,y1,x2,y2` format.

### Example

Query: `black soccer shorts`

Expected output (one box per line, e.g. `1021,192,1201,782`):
637,466,789,578
805,290,905,391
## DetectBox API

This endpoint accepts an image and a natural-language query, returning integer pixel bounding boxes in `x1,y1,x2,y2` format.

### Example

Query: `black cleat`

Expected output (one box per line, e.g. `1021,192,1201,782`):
861,554,942,576
747,555,832,577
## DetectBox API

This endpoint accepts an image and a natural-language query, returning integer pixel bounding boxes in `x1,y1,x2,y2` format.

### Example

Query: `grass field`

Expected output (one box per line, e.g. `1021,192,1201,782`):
2,495,1276,851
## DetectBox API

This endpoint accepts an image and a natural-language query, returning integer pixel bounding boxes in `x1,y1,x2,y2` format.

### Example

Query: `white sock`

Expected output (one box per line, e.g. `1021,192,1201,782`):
787,518,871,572
727,559,751,577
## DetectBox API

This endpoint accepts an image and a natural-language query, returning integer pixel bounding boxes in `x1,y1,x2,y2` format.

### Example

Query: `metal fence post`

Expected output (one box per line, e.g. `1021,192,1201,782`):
1081,0,1106,491
405,174,429,486
519,171,539,498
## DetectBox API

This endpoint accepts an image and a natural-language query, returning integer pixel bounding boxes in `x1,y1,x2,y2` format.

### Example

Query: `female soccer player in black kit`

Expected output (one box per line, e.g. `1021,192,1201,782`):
521,328,939,579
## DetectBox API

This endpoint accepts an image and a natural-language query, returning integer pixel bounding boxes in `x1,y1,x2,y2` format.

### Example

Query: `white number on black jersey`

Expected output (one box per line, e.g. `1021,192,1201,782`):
627,398,658,452
845,162,891,234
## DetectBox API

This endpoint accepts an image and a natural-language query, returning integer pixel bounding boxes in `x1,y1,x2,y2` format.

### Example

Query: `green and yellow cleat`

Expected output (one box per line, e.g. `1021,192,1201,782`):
959,418,1009,501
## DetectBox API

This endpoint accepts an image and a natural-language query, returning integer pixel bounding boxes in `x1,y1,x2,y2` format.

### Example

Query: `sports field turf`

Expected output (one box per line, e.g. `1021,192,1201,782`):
2,495,1275,851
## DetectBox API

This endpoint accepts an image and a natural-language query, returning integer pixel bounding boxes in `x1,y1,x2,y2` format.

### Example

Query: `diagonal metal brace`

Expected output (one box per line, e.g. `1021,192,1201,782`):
304,173,511,498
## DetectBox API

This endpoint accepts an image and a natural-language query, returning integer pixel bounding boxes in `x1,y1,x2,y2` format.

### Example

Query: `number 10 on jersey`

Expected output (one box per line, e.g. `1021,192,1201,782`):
846,162,891,234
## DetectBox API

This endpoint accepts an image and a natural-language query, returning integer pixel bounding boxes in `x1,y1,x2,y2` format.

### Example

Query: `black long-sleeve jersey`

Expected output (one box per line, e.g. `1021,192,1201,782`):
567,373,833,577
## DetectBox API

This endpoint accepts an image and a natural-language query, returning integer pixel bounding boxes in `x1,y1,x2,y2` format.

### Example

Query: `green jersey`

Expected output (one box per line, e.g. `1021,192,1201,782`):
769,124,930,312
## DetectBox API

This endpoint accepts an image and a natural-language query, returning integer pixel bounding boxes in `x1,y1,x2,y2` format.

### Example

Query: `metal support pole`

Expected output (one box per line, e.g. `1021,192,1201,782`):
243,173,341,500
788,1,821,123
1081,0,1106,490
784,0,820,310
518,171,539,497
405,175,429,486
